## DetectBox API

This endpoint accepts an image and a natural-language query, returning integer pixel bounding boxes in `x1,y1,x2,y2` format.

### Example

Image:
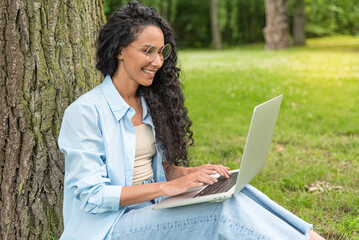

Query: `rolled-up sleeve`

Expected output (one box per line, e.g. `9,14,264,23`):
58,102,122,214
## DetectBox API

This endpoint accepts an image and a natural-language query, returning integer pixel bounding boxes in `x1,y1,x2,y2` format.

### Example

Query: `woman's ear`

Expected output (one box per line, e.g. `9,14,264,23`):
117,48,124,60
118,53,124,60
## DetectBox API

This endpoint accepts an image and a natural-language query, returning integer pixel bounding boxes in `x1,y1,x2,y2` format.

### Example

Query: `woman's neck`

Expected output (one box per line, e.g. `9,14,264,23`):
112,71,139,105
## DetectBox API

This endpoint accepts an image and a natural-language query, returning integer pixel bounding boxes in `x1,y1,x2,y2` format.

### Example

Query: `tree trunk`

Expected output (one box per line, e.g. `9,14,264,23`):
0,0,105,239
263,0,290,49
210,0,222,49
293,0,306,46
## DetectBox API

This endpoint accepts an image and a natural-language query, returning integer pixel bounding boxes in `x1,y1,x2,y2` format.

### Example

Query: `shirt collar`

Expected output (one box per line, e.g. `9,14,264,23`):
141,96,149,120
101,75,150,121
101,75,130,121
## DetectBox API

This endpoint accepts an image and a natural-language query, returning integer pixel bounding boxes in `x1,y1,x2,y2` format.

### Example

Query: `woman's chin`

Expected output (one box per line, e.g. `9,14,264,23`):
140,79,153,87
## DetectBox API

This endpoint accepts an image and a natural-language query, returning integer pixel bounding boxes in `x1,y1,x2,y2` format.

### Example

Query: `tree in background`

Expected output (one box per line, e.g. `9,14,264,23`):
172,0,212,48
105,0,266,48
105,0,213,48
305,0,359,37
263,0,290,49
292,0,306,46
0,1,104,239
210,0,222,49
105,0,177,24
105,0,358,48
217,0,266,46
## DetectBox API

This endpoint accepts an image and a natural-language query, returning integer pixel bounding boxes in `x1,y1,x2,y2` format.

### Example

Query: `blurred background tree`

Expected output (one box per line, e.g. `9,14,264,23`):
210,0,222,49
292,0,306,46
105,0,358,48
304,0,359,37
263,0,290,49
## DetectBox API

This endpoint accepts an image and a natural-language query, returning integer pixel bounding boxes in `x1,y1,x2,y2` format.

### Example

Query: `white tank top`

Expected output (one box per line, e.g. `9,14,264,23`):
132,124,156,185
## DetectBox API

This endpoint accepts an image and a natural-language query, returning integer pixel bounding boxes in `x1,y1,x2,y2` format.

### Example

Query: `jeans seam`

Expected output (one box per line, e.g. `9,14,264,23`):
113,215,269,239
113,215,218,237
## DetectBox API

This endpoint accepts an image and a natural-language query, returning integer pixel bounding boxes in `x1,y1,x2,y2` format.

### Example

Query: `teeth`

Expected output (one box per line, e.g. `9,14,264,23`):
143,69,155,74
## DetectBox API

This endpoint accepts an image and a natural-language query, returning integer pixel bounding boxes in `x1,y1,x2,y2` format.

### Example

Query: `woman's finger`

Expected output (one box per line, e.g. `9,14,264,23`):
215,166,228,178
220,165,231,176
196,164,232,178
212,165,231,178
195,172,217,185
200,169,217,175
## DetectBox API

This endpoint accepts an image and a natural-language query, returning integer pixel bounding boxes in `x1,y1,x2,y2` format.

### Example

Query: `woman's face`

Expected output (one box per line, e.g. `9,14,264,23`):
117,25,165,87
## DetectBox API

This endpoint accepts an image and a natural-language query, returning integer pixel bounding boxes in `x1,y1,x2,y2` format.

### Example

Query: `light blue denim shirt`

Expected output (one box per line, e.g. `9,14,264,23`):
58,75,167,240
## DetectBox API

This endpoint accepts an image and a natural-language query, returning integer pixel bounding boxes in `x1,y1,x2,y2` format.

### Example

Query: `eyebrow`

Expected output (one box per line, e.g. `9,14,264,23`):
141,44,165,48
141,44,153,48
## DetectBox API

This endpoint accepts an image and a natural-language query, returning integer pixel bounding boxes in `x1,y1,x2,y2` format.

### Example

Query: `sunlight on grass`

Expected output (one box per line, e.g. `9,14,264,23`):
306,35,359,47
179,36,359,239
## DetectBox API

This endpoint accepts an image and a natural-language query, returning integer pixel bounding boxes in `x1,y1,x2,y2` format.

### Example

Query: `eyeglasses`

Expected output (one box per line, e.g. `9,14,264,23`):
130,43,172,62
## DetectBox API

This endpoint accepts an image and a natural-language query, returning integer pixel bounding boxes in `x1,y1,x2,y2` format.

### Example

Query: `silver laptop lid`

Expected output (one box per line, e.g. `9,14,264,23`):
234,95,283,194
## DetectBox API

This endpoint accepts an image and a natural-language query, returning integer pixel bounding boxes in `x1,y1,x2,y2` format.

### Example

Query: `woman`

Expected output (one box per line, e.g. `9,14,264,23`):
58,1,324,239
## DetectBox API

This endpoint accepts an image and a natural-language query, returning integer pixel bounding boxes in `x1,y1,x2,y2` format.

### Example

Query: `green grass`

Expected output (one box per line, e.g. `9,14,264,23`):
179,36,359,239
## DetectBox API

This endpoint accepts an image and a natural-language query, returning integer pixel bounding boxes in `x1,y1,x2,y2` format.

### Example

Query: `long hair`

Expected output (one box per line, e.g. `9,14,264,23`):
96,1,193,166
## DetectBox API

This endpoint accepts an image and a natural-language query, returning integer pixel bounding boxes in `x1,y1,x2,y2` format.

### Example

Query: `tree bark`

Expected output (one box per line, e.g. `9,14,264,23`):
0,0,105,239
210,0,222,49
263,0,290,49
293,0,306,46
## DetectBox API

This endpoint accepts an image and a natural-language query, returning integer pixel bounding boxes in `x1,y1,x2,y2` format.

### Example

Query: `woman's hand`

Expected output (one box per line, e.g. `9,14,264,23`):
186,164,231,178
162,164,231,196
162,169,215,196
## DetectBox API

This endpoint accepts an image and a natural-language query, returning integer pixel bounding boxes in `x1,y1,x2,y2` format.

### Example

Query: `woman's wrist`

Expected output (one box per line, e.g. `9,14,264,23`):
159,181,171,196
182,166,193,175
162,163,195,180
170,165,191,178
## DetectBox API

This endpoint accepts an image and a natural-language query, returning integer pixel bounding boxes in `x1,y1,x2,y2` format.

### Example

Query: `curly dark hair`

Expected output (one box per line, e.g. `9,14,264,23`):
96,1,193,167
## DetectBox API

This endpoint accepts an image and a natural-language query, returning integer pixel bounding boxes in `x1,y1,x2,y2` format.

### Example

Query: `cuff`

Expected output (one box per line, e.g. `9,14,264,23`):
102,185,123,211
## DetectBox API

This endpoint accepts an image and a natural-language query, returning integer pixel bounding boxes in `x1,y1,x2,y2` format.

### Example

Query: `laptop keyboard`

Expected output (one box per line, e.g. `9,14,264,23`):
193,172,239,198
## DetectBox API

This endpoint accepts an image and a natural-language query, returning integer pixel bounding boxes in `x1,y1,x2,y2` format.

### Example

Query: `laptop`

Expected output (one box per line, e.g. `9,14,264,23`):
152,94,283,210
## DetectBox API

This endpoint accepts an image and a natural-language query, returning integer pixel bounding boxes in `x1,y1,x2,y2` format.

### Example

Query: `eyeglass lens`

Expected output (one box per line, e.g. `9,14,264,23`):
145,44,171,62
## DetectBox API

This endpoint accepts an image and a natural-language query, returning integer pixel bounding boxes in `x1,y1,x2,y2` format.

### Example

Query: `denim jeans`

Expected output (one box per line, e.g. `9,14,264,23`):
112,184,312,240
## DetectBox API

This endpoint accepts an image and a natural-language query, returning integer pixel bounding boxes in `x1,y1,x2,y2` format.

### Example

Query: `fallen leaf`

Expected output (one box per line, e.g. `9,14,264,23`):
276,145,285,154
305,181,344,193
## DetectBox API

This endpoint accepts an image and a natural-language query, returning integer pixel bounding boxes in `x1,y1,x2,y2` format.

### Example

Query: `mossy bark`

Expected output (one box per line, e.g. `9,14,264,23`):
0,0,105,239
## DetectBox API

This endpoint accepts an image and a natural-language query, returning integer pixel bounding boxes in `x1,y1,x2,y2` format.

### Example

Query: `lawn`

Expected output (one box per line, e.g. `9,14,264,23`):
179,36,359,239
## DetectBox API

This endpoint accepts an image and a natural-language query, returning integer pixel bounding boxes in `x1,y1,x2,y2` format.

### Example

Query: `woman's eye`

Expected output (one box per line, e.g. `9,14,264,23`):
146,47,157,54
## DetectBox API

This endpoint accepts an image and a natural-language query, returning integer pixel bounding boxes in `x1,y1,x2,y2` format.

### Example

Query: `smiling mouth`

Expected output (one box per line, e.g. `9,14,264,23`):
143,69,156,75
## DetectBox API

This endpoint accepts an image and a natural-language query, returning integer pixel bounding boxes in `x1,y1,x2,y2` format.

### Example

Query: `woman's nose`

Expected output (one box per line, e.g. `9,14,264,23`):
151,54,163,68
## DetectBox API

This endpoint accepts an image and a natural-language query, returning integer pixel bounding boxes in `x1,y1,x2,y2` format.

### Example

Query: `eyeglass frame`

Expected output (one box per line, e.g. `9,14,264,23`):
129,43,172,62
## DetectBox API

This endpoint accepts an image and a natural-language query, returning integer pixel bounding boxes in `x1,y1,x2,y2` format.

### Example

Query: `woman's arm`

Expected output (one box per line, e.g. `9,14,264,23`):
120,171,213,206
59,103,123,214
119,163,232,206
120,163,231,206
120,182,167,206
